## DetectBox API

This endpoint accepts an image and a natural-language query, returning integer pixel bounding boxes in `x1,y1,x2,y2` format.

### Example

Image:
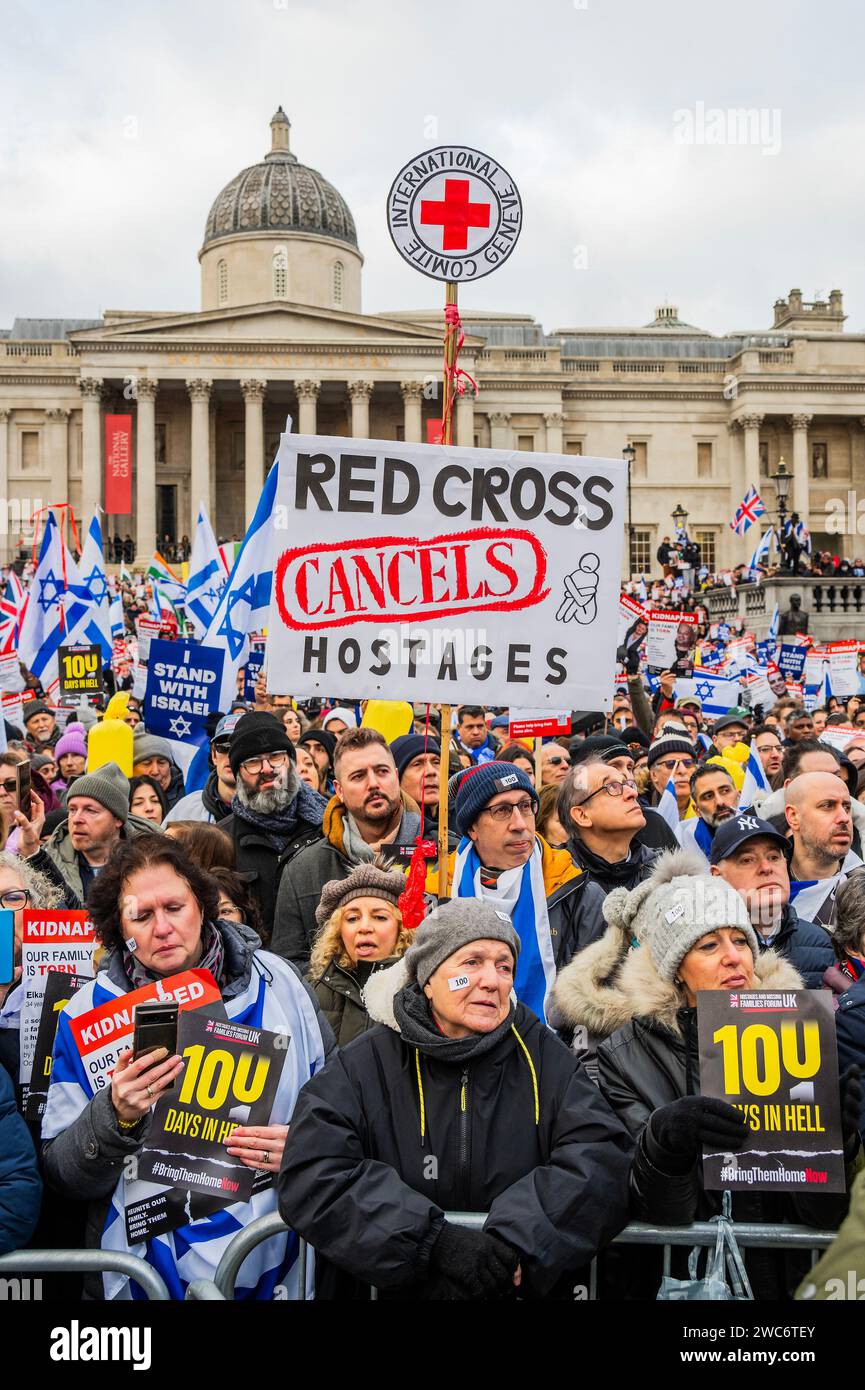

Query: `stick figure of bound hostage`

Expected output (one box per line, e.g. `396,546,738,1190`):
556,552,600,624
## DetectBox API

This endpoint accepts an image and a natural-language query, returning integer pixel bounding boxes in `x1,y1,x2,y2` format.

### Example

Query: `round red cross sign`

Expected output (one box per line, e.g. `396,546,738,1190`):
387,145,523,282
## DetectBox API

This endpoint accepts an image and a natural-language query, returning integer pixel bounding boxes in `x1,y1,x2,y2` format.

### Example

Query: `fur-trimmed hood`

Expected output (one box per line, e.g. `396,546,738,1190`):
551,919,804,1041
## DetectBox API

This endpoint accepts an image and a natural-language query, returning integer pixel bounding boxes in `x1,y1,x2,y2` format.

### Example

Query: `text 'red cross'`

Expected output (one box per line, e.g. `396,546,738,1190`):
419,178,490,251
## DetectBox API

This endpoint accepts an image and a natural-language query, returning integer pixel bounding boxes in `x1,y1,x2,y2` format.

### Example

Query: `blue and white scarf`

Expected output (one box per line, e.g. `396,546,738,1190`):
451,837,556,1021
42,949,327,1301
675,816,714,865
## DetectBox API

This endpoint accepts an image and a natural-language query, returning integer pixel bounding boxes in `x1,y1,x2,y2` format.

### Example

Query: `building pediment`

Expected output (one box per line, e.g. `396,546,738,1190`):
68,300,481,349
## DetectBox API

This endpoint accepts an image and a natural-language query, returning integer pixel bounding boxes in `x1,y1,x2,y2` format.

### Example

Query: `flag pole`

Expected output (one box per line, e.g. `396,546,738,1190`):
436,281,459,898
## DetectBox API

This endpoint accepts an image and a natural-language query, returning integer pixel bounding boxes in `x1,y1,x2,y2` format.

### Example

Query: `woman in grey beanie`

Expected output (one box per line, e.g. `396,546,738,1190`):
551,848,860,1298
278,897,632,1300
308,859,413,1048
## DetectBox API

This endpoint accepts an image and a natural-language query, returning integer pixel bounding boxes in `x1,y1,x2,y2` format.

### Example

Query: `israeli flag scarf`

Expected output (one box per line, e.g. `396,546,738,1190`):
452,837,556,1021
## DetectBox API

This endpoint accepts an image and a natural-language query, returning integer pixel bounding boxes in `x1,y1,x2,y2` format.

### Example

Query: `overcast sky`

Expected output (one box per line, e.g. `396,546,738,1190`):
1,0,862,337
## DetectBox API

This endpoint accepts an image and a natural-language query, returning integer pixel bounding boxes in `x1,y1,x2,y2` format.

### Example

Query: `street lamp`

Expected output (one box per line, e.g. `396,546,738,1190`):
623,443,636,576
771,456,792,571
671,502,689,534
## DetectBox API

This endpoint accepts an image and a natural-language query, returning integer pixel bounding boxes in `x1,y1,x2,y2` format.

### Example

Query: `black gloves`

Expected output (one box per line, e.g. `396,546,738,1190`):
429,1222,519,1299
840,1065,863,1162
624,643,641,676
645,1096,749,1174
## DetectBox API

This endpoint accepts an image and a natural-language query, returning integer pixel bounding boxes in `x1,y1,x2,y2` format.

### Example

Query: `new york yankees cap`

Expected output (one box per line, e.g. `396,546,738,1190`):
708,811,791,866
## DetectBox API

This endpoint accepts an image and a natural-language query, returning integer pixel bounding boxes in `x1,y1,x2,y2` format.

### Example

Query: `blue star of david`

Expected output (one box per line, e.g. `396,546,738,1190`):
218,576,255,659
695,679,715,702
81,565,110,605
37,569,64,612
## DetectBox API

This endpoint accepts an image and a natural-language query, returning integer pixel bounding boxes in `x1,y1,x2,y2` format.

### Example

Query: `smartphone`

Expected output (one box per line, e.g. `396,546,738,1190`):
16,761,31,817
132,1002,179,1089
0,910,14,987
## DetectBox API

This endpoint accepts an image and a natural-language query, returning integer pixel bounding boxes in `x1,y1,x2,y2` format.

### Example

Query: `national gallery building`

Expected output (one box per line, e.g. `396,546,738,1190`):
2,107,864,573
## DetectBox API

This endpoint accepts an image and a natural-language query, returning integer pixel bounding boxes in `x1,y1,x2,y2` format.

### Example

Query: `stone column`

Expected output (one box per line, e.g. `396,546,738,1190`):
457,389,476,447
0,411,9,560
80,378,104,524
740,413,764,493
790,413,812,524
544,411,564,454
295,379,320,436
187,379,212,535
348,380,373,438
45,408,70,511
400,381,423,443
136,378,158,560
726,421,745,565
489,412,511,450
240,379,266,526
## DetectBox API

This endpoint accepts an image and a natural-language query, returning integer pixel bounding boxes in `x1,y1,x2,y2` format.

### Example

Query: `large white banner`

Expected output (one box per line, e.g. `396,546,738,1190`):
266,434,626,708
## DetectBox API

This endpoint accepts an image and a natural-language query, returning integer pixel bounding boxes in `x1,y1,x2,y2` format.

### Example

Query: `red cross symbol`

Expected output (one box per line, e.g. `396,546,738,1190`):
419,178,491,251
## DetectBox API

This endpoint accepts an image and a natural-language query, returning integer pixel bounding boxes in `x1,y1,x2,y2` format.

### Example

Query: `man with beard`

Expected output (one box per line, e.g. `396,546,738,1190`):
164,713,242,824
675,763,739,864
218,712,326,935
271,727,423,971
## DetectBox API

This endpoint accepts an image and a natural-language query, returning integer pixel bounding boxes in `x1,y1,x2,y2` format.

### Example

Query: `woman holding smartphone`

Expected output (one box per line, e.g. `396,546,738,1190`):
42,834,335,1300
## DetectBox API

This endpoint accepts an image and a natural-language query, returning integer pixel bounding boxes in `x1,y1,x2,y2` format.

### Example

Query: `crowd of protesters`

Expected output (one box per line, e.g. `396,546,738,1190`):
1,548,865,1302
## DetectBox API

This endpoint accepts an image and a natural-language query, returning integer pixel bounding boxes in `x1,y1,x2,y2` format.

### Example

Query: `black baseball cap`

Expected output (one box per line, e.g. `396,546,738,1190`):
708,812,790,866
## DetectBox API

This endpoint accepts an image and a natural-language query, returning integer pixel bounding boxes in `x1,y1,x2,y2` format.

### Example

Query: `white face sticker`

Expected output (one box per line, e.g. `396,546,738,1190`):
125,936,139,953
664,902,685,926
448,975,471,991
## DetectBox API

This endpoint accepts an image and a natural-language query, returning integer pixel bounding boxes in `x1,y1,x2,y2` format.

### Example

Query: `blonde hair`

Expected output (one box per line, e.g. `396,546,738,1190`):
309,898,412,980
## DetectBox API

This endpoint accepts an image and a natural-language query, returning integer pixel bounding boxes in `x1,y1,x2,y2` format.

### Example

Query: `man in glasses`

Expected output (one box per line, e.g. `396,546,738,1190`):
647,730,698,821
557,757,658,895
272,727,425,970
540,742,570,787
445,763,605,1018
164,712,242,826
219,712,326,934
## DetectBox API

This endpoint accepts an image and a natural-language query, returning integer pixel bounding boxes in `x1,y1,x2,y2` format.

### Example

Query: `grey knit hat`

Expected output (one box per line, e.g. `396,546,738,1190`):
403,899,521,989
133,732,174,764
66,761,130,824
315,863,407,928
602,847,758,981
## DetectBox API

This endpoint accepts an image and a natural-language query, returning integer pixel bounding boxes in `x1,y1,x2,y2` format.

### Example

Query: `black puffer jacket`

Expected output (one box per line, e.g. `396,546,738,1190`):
557,916,852,1298
218,809,323,937
567,836,659,897
545,874,608,968
278,960,633,1299
834,976,865,1139
757,903,834,988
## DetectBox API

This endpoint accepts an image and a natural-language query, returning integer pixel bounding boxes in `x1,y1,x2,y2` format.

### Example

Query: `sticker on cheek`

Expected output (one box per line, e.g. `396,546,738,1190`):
448,974,471,992
125,936,139,953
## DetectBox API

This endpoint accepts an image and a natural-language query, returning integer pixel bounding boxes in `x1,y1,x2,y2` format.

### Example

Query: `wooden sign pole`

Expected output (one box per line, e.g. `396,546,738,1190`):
436,281,459,898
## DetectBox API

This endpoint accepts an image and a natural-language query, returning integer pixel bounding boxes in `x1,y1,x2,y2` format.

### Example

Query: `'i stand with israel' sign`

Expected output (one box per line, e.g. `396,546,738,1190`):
143,639,224,743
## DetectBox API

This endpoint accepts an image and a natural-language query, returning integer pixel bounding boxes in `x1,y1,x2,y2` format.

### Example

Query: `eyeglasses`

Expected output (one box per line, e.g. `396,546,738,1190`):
0,779,17,795
545,755,568,767
580,778,638,805
481,798,536,823
240,751,290,774
656,757,695,773
0,889,30,909
212,739,232,754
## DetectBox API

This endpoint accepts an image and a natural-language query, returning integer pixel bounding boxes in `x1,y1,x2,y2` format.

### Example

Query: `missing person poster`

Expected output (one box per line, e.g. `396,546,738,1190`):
266,433,626,709
698,989,845,1193
645,608,698,676
24,969,89,1124
134,1012,287,1205
20,910,97,1087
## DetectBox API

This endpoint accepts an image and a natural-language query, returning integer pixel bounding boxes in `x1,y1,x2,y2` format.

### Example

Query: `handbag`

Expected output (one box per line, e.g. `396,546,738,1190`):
657,1192,754,1301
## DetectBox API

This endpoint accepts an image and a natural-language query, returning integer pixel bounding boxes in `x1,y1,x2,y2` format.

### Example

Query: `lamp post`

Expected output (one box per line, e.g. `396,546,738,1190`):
771,456,792,571
623,443,636,577
671,502,689,534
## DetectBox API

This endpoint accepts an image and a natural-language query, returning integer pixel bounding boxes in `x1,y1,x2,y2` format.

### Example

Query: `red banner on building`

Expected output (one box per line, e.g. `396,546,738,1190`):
104,414,133,514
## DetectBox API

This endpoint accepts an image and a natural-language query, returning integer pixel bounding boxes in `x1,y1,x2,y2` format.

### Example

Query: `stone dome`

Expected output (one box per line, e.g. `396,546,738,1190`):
202,108,358,251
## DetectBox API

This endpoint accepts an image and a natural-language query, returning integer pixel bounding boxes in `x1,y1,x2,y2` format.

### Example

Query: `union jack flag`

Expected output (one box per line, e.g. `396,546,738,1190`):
730,485,766,536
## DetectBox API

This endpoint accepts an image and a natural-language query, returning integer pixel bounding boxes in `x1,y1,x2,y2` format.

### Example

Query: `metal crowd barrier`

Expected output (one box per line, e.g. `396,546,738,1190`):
0,1248,170,1300
211,1210,837,1301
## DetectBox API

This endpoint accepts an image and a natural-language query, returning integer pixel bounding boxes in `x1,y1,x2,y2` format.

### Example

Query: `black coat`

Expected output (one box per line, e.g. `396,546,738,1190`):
758,903,834,989
217,811,323,936
634,805,679,853
278,998,633,1299
545,873,608,968
834,976,865,1138
567,836,659,896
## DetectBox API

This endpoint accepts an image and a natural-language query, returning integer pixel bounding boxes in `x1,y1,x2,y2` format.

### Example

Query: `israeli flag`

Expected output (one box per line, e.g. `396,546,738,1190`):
820,664,833,706
676,670,743,718
77,511,113,660
109,585,125,638
738,745,770,809
768,603,780,642
186,504,228,640
749,526,775,570
18,512,107,696
204,452,283,711
657,776,681,829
